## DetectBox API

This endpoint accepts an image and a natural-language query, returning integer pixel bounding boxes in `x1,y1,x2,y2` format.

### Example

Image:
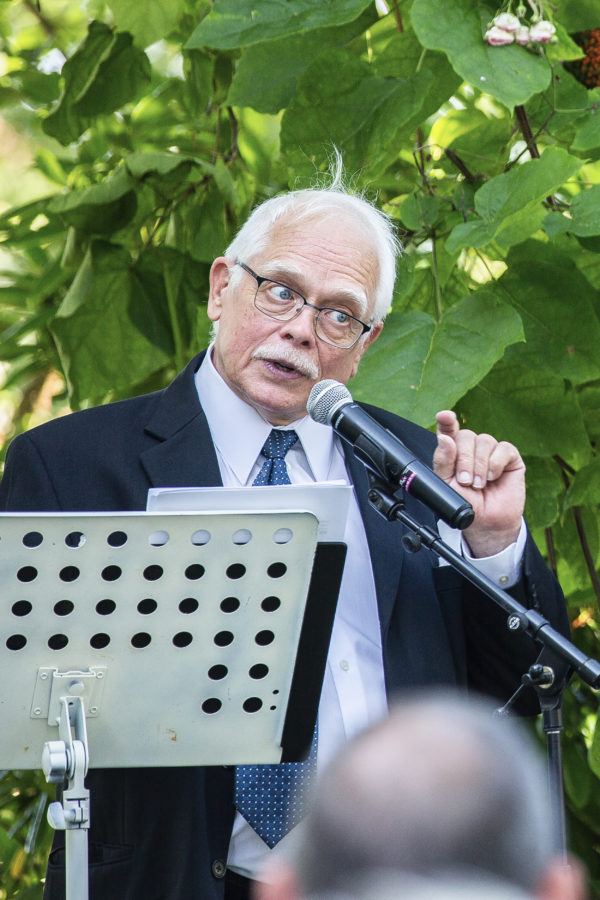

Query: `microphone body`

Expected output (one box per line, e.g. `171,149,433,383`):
307,380,475,530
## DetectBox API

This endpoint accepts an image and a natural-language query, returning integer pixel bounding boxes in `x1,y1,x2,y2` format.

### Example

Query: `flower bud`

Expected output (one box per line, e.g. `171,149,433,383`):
529,20,556,42
485,25,516,46
493,13,521,33
515,25,531,44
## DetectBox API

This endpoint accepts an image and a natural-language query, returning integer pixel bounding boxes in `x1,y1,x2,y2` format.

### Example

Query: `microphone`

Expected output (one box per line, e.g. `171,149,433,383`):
307,380,475,530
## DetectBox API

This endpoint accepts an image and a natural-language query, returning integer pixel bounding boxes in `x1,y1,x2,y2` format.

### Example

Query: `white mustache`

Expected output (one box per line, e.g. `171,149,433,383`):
252,344,320,380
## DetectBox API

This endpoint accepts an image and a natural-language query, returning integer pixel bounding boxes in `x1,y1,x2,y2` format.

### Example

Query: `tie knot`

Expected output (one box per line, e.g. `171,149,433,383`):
261,429,298,461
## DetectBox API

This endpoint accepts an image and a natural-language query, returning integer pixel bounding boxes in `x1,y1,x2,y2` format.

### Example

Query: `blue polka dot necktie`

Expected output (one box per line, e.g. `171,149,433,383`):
234,428,319,848
251,428,299,486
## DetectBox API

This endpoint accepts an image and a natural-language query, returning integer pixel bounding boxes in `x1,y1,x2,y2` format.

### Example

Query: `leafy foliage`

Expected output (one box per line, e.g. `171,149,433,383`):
0,0,599,894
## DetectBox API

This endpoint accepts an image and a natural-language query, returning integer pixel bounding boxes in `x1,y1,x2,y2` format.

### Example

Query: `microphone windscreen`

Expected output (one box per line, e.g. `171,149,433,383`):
307,380,352,425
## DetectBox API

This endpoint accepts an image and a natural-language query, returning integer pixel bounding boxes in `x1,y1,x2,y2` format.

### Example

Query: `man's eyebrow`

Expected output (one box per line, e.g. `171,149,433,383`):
258,260,369,318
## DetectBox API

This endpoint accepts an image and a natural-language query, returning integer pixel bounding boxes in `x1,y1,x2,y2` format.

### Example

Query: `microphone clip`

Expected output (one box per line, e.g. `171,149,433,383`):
366,472,408,523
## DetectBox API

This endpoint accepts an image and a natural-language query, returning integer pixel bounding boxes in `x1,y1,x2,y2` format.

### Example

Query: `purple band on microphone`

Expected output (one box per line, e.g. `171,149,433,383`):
404,471,417,493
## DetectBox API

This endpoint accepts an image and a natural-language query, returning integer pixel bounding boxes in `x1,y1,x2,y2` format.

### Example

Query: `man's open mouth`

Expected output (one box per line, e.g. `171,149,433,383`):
270,359,297,373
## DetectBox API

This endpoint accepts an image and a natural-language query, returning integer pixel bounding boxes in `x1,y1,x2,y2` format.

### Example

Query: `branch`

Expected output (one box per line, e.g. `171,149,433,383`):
430,231,443,322
544,527,558,578
553,454,576,477
514,105,540,159
444,148,478,184
225,107,239,164
572,506,600,609
24,0,55,40
390,0,404,33
553,456,600,608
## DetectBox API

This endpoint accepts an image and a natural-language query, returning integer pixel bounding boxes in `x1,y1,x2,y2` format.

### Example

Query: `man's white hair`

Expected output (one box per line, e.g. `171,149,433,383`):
224,161,400,324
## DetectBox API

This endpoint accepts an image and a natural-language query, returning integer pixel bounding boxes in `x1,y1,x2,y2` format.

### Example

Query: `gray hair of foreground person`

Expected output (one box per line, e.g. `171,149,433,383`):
294,692,566,895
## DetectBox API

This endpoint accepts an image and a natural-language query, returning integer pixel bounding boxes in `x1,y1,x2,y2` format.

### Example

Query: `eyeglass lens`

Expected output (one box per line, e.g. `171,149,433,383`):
255,281,364,348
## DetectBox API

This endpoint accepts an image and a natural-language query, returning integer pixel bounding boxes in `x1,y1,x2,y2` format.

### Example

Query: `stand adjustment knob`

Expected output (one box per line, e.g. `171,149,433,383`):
42,740,69,783
47,801,67,829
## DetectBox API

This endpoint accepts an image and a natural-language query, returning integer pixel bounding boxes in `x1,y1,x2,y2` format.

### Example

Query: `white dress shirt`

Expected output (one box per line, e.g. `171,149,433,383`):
194,346,525,879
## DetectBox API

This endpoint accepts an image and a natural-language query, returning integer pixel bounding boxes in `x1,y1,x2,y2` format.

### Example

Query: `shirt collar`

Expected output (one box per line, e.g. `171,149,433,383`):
195,345,337,484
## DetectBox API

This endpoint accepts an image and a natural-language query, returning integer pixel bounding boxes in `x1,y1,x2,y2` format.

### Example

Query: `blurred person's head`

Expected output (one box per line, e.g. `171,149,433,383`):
256,691,587,900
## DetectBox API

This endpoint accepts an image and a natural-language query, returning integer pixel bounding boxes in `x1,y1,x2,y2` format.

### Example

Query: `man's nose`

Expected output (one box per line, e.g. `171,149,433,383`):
278,305,317,345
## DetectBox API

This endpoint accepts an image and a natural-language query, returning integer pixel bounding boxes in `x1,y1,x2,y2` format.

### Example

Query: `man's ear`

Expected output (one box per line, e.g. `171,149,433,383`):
208,257,232,323
350,320,383,379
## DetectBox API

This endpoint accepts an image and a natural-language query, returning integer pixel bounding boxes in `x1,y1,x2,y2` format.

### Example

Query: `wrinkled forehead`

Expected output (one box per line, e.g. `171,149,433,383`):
248,213,380,314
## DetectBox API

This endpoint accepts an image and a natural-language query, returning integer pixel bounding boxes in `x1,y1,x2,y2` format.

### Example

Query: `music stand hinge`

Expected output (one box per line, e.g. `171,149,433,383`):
31,666,107,724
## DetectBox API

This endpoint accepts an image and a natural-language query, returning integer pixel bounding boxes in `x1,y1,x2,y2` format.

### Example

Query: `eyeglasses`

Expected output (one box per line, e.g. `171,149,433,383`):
236,261,372,350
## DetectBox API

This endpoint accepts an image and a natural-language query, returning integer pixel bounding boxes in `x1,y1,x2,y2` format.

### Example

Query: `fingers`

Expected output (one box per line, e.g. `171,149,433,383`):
434,411,524,488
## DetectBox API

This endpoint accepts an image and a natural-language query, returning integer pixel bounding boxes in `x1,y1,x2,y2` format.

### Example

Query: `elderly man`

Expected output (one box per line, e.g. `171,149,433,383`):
0,179,570,900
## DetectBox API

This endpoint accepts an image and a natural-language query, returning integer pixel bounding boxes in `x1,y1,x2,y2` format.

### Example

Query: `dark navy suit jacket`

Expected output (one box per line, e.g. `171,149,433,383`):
0,352,570,900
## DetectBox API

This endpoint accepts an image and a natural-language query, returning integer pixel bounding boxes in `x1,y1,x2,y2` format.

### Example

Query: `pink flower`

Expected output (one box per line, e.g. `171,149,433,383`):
529,20,556,42
485,25,515,46
493,13,521,33
515,25,531,44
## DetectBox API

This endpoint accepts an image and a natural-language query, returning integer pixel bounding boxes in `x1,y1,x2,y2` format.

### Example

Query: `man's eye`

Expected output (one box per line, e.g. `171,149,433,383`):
330,309,351,324
268,284,295,302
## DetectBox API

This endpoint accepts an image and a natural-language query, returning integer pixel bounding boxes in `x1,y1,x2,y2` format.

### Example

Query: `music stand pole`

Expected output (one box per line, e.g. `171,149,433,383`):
42,696,90,900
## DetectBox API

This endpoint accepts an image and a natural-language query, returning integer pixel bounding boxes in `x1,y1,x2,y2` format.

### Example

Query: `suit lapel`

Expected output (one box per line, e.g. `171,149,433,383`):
140,352,223,491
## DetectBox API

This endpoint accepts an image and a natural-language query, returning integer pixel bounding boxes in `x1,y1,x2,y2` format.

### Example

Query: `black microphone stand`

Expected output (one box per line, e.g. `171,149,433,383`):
366,472,600,859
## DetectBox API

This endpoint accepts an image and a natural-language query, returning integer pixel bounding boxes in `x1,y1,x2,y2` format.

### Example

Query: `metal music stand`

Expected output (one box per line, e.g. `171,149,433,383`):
0,510,346,900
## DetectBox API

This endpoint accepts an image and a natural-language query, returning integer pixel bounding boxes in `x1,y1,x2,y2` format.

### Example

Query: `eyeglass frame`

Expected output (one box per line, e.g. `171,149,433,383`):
235,261,373,350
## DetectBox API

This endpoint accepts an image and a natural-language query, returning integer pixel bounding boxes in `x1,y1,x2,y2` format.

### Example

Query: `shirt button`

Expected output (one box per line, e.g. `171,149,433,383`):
212,860,226,879
499,575,509,585
339,659,350,671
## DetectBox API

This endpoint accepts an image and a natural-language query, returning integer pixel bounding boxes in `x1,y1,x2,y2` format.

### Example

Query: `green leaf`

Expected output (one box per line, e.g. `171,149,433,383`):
46,168,137,234
183,182,228,263
499,248,600,385
523,457,564,529
186,0,372,49
124,151,201,201
447,148,582,252
546,21,585,64
226,8,377,114
124,151,197,179
526,68,591,145
589,720,600,785
51,241,172,406
430,108,511,179
567,185,600,237
371,17,462,119
183,49,214,117
107,0,187,48
565,459,600,509
564,739,592,809
475,148,582,221
43,22,151,146
399,193,446,231
412,0,552,110
554,506,599,590
572,90,600,152
559,0,600,31
352,288,523,426
281,50,432,176
445,220,497,253
457,362,591,458
135,246,211,366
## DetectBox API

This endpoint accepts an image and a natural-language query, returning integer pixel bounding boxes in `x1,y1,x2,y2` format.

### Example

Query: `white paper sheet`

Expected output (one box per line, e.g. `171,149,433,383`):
146,482,352,541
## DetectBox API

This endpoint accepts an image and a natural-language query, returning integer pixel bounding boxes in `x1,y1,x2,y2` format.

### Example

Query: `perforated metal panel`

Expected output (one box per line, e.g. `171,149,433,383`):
0,510,319,769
